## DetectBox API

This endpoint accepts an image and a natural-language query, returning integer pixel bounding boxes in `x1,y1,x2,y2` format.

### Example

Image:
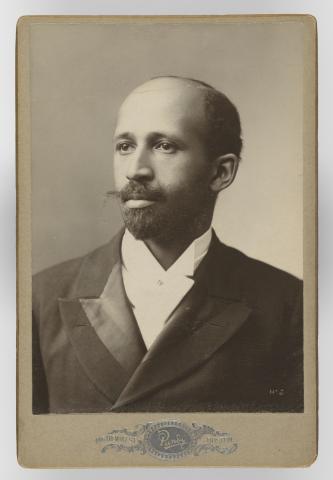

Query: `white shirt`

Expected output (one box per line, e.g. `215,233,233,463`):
121,228,212,349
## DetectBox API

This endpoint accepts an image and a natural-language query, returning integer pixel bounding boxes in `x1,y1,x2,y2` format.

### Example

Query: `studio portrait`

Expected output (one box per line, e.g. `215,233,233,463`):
30,20,304,414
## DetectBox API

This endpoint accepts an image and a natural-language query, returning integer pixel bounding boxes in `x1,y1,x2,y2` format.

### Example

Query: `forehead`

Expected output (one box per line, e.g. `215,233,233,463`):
115,80,207,137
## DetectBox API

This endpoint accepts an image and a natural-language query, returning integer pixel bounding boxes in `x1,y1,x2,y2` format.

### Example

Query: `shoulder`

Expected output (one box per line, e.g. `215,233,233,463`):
212,237,302,308
32,232,121,309
33,254,85,303
233,244,301,288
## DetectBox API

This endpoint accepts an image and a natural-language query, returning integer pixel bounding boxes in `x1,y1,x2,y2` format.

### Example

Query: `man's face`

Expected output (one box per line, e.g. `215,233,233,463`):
113,79,216,241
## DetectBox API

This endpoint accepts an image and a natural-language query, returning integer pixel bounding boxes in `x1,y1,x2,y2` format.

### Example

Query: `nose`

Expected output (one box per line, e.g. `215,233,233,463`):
126,147,154,182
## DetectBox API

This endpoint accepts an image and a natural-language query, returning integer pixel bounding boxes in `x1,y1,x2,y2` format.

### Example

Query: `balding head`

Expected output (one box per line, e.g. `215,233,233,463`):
117,76,243,160
116,77,209,153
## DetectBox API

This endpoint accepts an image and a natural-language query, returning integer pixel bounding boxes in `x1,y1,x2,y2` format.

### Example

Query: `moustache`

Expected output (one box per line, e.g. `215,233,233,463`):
106,182,166,203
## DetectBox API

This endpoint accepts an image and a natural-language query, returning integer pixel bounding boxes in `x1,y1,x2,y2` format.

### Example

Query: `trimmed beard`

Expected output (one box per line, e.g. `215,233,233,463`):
120,189,215,242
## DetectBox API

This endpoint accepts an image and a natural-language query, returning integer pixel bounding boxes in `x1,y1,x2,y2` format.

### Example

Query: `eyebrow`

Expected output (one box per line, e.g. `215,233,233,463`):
113,132,134,142
114,131,187,148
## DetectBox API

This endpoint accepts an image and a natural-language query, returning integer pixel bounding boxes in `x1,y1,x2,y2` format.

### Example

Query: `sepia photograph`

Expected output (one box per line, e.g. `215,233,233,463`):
17,15,317,467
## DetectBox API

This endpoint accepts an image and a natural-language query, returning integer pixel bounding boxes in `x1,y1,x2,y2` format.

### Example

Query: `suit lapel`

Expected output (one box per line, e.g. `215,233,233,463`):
113,233,253,409
58,229,147,405
58,230,253,409
80,262,146,374
59,298,129,403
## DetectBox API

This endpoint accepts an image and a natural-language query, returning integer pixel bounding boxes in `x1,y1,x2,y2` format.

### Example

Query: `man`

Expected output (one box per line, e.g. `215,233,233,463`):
32,76,303,414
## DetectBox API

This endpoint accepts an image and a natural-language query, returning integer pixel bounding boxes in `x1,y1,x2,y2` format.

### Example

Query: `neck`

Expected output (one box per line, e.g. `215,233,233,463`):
143,223,211,270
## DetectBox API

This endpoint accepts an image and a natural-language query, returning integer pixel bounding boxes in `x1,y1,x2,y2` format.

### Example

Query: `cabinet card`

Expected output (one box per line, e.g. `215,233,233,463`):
17,14,317,467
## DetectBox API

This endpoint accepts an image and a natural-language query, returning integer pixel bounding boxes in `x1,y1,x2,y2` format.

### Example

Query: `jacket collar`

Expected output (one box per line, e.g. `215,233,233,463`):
66,229,125,299
65,228,243,302
59,229,252,408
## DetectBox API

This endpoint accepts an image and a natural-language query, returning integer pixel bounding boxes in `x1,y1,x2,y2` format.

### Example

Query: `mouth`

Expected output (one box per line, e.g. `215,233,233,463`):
125,199,156,208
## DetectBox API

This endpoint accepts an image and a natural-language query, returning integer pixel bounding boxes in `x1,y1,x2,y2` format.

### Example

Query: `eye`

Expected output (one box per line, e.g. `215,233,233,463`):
115,142,135,155
155,141,177,154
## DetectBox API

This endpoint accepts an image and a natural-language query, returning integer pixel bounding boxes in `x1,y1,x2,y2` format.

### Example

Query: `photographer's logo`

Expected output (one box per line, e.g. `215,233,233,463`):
96,420,237,460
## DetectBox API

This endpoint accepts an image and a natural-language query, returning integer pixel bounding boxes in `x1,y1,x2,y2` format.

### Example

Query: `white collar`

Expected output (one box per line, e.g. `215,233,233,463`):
121,227,212,280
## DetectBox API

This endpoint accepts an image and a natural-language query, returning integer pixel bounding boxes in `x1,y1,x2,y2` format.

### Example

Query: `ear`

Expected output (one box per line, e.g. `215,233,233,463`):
209,153,239,193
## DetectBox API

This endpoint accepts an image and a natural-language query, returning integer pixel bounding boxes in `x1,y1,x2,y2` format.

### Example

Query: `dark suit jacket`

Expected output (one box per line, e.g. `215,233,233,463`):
32,230,303,414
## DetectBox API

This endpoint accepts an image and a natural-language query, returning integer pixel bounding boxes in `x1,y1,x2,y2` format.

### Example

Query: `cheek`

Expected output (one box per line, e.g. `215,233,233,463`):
113,160,126,188
162,176,210,206
157,155,205,182
158,161,210,192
